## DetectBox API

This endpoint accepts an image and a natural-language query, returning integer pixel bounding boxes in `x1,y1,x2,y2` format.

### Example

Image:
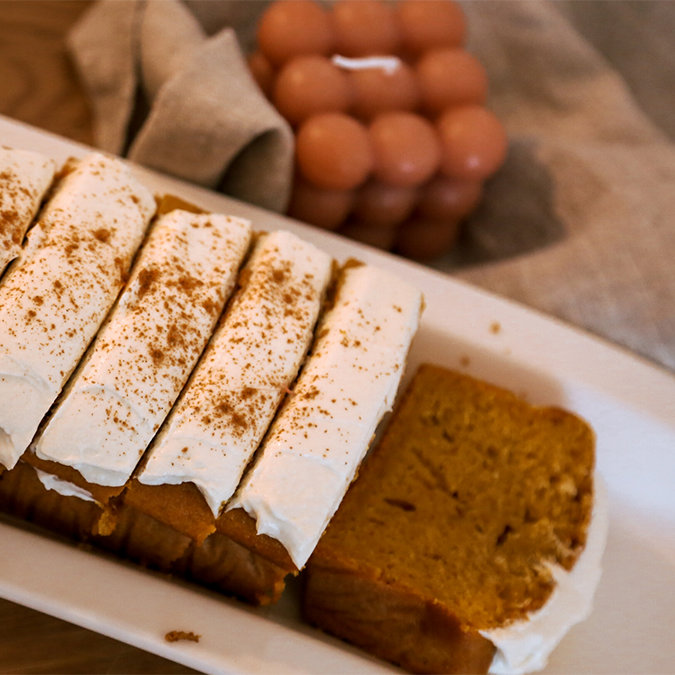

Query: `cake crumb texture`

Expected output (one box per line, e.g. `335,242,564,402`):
164,630,200,643
305,364,594,672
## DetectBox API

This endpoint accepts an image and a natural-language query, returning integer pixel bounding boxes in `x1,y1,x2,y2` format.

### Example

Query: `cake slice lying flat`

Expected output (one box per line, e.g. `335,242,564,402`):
25,209,251,510
223,262,424,571
304,365,607,674
0,153,155,471
123,230,333,543
0,147,56,277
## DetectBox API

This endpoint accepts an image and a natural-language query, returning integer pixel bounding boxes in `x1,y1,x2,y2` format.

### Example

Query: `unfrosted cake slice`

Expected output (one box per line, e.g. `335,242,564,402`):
304,365,607,674
23,208,251,520
0,153,155,471
0,146,56,277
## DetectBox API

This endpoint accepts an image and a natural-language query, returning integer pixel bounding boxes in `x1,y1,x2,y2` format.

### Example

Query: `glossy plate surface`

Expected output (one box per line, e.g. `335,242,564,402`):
1,116,674,674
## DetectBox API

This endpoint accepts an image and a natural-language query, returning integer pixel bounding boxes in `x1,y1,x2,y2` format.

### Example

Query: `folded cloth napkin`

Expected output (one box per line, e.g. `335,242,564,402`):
67,0,292,212
67,0,674,372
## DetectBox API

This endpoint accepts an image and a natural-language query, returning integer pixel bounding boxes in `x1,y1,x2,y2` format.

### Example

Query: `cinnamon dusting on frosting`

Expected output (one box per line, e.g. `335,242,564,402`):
136,230,333,516
229,263,423,569
0,153,53,259
92,227,111,243
0,153,156,471
32,209,252,486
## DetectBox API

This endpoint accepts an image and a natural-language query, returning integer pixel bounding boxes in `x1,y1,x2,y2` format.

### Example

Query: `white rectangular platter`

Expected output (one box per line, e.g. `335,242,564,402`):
1,115,674,674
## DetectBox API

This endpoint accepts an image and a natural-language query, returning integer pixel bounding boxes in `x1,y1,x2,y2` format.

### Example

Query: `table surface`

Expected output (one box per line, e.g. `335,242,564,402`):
0,1,195,672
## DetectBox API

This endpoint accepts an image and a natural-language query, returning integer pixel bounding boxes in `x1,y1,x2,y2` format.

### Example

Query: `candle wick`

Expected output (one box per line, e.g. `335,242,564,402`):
331,54,401,75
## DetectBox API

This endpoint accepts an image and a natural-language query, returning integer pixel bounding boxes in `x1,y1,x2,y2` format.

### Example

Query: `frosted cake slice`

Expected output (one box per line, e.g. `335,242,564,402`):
26,209,252,505
0,146,56,277
0,153,155,471
124,230,333,542
223,262,424,570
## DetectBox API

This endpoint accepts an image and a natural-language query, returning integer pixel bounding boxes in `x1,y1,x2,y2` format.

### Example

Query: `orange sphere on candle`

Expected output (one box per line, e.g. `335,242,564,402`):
274,55,353,125
417,175,483,221
331,0,401,57
258,0,334,66
396,0,466,55
288,176,354,230
416,48,488,114
349,61,420,121
296,113,373,190
437,105,508,181
369,112,441,188
396,216,461,260
353,180,418,228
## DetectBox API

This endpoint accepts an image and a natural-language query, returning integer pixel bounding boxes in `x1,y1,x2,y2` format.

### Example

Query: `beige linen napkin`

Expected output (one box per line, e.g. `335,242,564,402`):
67,0,674,372
68,0,292,212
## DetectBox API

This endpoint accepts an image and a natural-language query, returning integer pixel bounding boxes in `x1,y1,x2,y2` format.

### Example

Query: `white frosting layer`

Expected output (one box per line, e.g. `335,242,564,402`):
0,153,155,470
34,467,97,504
0,147,56,276
230,264,423,569
137,230,332,515
33,210,251,487
482,477,609,675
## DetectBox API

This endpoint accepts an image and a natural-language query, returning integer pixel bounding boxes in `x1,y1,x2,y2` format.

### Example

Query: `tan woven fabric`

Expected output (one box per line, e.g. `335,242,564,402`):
448,2,675,371
67,0,675,371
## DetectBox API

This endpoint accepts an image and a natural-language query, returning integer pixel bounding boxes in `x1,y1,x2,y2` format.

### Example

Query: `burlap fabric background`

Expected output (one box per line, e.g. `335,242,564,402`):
68,0,675,372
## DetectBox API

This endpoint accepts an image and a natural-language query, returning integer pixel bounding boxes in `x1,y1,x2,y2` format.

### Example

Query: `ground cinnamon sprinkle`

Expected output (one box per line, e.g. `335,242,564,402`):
215,400,233,416
213,395,253,436
114,256,128,283
174,273,203,293
0,169,18,240
92,227,111,243
64,240,79,258
302,386,320,400
166,322,184,348
137,266,159,299
241,386,256,399
149,347,165,365
0,207,18,238
201,297,219,316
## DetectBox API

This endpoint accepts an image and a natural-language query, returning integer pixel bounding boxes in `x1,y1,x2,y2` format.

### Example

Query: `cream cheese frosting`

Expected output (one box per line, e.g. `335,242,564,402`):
136,230,332,515
32,210,252,487
0,153,155,471
482,477,609,675
34,467,97,505
0,146,56,277
229,264,423,569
